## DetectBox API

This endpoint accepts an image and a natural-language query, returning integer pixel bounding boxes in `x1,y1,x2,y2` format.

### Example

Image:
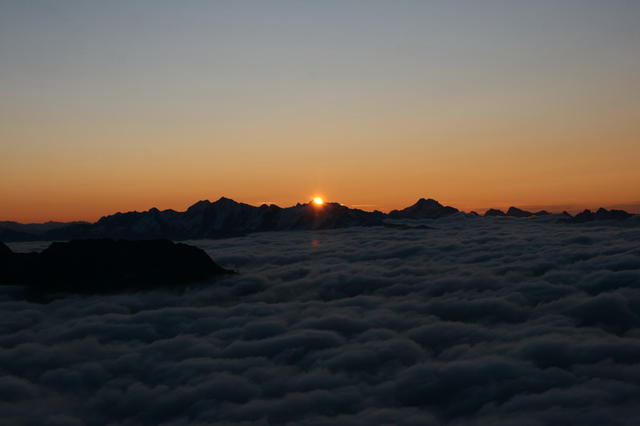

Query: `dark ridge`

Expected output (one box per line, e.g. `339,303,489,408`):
484,209,506,217
0,221,90,242
186,199,213,213
0,239,233,295
383,223,435,230
0,228,37,242
560,208,633,224
28,198,384,242
2,198,636,242
504,207,550,217
506,207,533,218
0,220,88,233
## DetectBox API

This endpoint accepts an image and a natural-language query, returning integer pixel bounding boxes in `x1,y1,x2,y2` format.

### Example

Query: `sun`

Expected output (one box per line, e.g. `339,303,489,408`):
312,197,325,206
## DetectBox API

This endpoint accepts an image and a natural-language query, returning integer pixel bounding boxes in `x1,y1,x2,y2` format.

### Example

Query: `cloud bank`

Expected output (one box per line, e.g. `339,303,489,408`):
2,216,640,425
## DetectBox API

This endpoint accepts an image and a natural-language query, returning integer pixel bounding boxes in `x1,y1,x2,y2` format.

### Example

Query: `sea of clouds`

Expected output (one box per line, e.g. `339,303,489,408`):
2,216,640,425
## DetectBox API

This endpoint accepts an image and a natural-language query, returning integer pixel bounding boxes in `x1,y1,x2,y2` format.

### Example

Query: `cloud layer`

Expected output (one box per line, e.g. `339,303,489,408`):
2,216,640,425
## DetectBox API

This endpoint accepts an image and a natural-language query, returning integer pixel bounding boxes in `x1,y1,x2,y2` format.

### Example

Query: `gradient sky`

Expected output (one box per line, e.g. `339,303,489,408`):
1,0,639,222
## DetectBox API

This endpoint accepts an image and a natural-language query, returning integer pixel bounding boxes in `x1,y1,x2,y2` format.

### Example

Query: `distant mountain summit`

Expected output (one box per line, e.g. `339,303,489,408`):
560,208,633,223
388,198,458,219
484,208,507,217
506,207,533,217
484,207,550,217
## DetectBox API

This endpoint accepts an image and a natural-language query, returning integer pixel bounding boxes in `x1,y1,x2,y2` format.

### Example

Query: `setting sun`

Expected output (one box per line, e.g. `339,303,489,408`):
312,197,325,206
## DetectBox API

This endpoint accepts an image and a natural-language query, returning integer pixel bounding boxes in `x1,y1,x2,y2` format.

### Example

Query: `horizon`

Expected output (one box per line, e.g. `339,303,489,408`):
2,1,640,222
2,195,639,224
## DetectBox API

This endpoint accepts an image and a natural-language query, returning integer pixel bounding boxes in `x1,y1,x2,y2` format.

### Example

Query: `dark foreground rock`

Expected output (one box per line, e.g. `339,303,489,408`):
0,242,11,255
0,239,232,294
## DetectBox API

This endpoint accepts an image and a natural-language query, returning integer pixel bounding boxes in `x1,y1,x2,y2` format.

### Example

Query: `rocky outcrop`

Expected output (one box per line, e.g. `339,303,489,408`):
0,239,232,294
0,242,12,256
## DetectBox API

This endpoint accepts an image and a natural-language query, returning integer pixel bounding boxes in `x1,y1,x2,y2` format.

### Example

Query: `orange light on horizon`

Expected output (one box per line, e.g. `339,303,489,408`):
312,197,325,206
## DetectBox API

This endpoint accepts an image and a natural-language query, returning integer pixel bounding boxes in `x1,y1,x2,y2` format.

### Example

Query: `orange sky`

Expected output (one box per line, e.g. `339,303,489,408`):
1,2,639,222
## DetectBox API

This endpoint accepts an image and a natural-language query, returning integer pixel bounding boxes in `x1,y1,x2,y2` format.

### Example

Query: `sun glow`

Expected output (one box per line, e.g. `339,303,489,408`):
312,197,325,206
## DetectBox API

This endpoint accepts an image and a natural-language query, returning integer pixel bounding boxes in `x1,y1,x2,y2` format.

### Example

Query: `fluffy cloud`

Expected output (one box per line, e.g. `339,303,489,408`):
2,216,640,425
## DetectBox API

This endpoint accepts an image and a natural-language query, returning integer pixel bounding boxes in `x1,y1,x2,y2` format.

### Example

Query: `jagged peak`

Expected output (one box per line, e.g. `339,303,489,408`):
186,197,242,212
186,199,213,212
213,197,241,206
506,207,533,217
414,198,443,208
484,208,506,217
215,196,236,203
388,197,457,219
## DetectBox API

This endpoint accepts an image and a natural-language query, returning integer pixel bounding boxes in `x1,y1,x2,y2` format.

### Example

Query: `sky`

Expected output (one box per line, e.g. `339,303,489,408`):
1,0,639,222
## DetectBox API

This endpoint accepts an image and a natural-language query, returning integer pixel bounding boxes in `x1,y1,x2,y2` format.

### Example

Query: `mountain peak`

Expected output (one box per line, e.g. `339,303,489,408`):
389,198,458,219
186,197,241,214
563,207,633,223
213,197,239,206
415,198,443,208
484,208,506,217
506,207,533,218
186,200,212,212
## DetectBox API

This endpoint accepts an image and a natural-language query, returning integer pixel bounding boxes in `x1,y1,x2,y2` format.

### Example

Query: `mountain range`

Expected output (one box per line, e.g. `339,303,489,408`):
1,198,635,242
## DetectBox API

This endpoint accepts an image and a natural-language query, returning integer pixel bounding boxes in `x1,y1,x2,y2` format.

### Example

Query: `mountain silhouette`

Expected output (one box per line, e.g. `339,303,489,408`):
0,221,88,242
388,198,458,219
1,198,635,242
36,197,385,241
560,208,633,223
505,207,551,217
506,207,533,217
484,208,506,217
485,207,552,218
